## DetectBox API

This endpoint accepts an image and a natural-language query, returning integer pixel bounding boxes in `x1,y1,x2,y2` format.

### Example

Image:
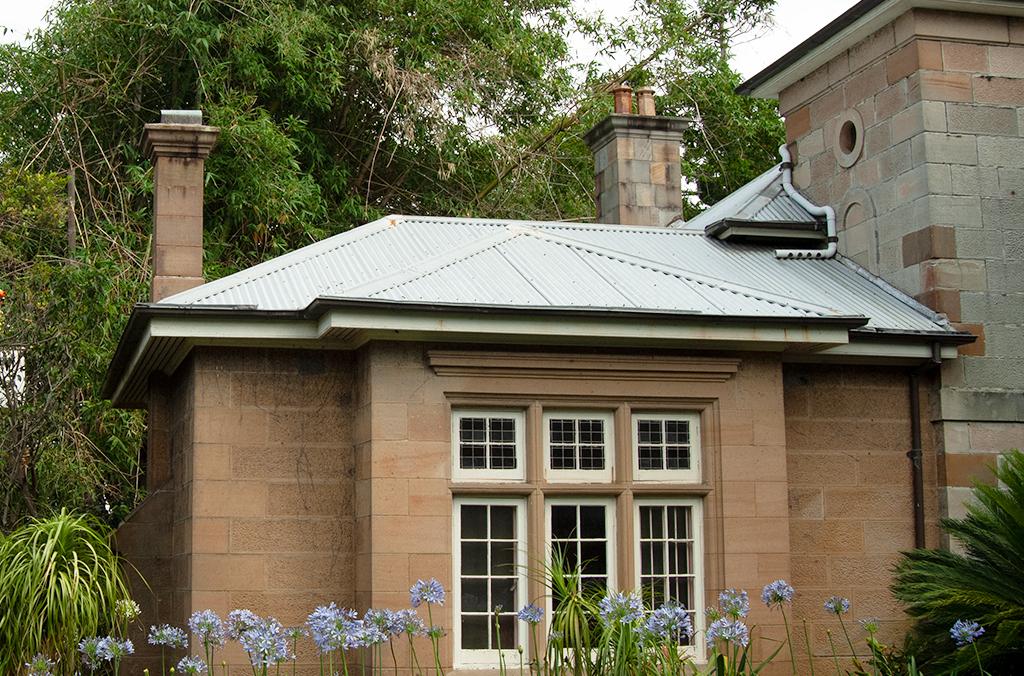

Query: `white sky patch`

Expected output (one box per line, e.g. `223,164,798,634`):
2,0,859,77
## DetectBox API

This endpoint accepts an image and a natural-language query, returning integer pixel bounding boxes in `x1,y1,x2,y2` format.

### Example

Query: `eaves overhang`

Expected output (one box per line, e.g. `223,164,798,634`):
737,0,1024,99
103,298,873,408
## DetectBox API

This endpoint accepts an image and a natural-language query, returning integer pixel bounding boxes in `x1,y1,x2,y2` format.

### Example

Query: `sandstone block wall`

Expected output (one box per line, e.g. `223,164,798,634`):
778,6,1024,539
783,364,939,669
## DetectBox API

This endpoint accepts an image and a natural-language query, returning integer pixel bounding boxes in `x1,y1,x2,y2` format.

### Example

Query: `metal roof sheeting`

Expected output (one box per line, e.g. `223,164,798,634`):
680,164,818,232
159,214,954,334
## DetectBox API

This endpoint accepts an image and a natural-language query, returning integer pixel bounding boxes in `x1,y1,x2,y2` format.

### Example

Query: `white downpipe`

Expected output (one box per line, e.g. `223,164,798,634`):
775,144,838,259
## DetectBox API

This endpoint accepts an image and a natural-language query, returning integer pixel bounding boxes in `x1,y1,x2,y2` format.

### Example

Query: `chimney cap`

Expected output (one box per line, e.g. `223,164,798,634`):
160,109,204,125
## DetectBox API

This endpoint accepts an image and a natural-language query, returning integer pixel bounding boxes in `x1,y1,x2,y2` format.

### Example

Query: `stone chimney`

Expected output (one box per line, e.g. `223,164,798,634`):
141,110,219,302
584,86,688,227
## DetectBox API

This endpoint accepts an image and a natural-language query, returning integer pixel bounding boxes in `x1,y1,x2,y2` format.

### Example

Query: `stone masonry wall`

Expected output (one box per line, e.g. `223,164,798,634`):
784,364,940,670
778,7,1024,540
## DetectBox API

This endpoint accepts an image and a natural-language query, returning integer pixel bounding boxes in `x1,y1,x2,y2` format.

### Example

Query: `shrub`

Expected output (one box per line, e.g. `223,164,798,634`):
0,509,132,674
893,448,1024,673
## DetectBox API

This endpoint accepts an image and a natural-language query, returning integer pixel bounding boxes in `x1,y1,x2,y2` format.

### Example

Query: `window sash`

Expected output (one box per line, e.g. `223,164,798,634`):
544,497,617,622
453,497,529,668
632,413,701,482
543,411,615,482
452,410,526,482
633,498,704,657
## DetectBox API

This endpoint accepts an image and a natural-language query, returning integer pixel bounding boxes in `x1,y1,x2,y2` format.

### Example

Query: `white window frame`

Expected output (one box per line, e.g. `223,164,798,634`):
542,410,615,483
452,497,530,669
543,496,617,623
631,412,701,483
633,498,705,660
451,409,526,482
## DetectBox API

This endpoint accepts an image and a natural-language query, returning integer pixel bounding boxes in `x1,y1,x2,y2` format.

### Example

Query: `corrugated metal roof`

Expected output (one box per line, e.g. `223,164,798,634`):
679,164,818,232
158,214,955,335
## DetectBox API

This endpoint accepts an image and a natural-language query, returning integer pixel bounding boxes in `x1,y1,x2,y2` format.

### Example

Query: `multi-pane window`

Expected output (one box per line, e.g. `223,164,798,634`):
547,500,615,603
633,413,701,482
634,500,703,650
453,499,527,667
452,410,525,481
544,411,614,482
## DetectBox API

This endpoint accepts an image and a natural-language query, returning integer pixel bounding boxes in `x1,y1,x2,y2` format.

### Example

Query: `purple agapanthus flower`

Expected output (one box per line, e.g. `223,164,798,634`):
25,653,54,676
148,624,188,648
950,619,985,647
410,579,446,607
824,596,851,615
188,609,226,647
719,589,750,618
307,603,361,653
240,616,290,666
517,604,544,625
394,608,427,637
176,655,208,674
706,618,750,646
78,637,104,670
227,609,261,641
761,580,795,607
98,637,133,661
598,591,644,626
644,604,693,644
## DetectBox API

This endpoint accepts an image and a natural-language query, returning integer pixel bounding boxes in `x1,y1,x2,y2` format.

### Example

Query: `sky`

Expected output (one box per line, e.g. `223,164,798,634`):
0,0,858,80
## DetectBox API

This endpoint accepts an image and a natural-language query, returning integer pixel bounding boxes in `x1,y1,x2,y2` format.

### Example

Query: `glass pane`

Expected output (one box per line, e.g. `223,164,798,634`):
491,542,516,575
638,445,662,470
637,419,662,445
640,576,662,608
461,505,487,539
551,506,577,539
491,578,516,612
640,541,653,575
580,541,606,574
552,539,578,570
669,576,691,608
461,542,488,575
461,616,488,649
462,578,488,612
550,445,575,469
639,506,653,539
578,419,604,444
490,506,515,539
665,446,690,470
490,418,516,443
668,506,689,540
460,417,487,442
665,420,690,445
492,613,516,650
579,445,605,470
460,444,487,469
490,444,516,469
649,541,665,575
669,542,690,575
580,506,605,538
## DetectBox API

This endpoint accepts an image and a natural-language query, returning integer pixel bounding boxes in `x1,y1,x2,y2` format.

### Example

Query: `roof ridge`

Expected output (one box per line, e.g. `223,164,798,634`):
335,228,523,298
518,225,838,316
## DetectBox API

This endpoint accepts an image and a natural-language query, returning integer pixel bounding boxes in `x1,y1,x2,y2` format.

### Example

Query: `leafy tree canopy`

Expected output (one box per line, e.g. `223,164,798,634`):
0,0,781,525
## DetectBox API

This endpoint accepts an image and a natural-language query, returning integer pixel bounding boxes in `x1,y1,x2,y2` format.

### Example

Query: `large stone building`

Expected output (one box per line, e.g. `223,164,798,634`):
106,0,1020,672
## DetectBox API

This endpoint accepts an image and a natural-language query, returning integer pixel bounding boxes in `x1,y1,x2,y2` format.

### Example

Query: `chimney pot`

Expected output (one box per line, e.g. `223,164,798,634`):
612,84,633,114
160,109,203,125
636,87,656,116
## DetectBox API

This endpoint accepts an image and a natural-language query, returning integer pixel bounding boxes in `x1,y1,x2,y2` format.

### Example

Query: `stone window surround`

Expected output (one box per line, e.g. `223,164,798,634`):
447,393,717,668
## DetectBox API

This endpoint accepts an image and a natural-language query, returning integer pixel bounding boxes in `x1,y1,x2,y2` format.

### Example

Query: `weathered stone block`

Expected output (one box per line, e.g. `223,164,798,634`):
941,41,988,72
947,103,1019,136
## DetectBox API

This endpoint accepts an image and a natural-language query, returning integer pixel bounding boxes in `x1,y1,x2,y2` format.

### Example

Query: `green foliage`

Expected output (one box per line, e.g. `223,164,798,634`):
0,509,132,675
0,0,782,524
893,449,1024,674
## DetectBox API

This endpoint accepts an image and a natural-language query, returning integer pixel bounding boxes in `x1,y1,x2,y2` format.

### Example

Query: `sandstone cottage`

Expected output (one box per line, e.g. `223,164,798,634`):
106,0,1024,671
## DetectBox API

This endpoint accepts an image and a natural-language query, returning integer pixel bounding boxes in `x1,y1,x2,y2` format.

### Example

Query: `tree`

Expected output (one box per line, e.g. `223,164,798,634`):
0,0,781,524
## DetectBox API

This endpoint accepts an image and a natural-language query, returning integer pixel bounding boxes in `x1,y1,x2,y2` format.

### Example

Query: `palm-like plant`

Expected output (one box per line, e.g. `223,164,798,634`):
893,448,1024,673
0,509,132,674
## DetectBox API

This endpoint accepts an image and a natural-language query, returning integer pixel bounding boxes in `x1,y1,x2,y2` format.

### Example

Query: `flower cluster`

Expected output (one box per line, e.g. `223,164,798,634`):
227,609,261,640
25,653,54,676
718,589,750,619
148,624,188,648
644,604,693,644
239,615,290,667
824,596,851,615
517,603,544,625
189,609,227,648
177,655,208,674
115,599,141,622
950,619,985,647
761,580,794,608
598,590,644,627
78,636,134,669
410,578,446,607
307,602,364,652
706,618,750,647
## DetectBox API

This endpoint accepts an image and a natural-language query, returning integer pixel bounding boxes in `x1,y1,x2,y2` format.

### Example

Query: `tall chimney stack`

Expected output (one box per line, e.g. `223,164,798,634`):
141,110,219,302
584,87,687,227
